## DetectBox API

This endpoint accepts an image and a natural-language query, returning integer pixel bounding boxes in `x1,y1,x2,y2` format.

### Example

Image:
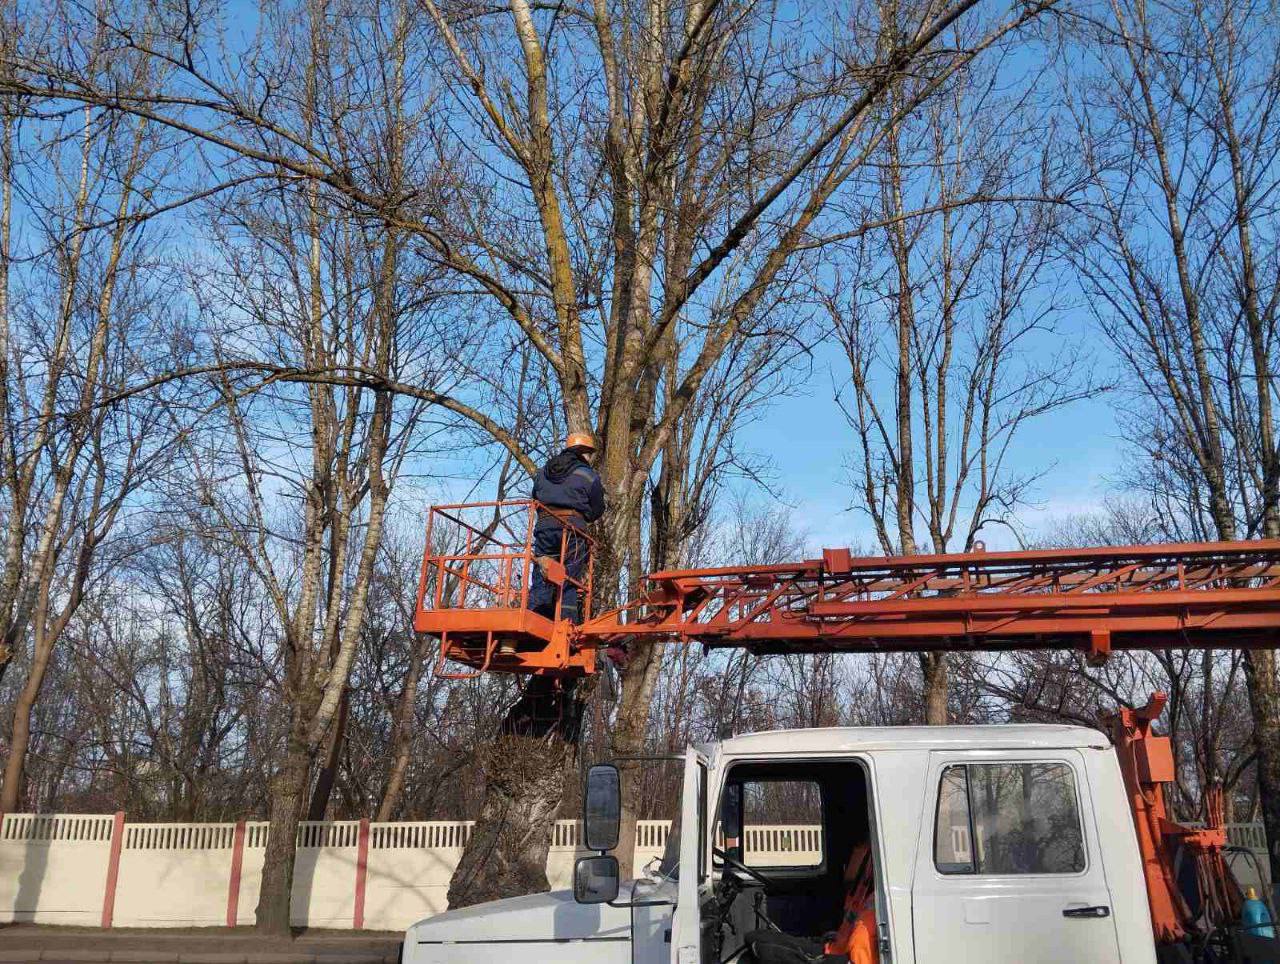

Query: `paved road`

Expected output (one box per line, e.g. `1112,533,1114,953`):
0,925,401,963
2,957,396,962
1,957,394,962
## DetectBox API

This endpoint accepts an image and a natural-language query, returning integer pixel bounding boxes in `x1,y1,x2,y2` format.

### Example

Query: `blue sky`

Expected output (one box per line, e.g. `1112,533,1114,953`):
733,335,1126,554
171,0,1133,561
415,302,1130,558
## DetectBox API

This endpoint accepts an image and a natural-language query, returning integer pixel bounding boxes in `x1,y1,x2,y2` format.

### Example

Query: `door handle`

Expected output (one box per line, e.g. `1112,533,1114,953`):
1063,905,1110,919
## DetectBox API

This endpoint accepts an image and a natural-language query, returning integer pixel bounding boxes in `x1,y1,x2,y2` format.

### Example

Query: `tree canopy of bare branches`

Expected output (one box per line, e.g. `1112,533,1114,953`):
7,0,1280,931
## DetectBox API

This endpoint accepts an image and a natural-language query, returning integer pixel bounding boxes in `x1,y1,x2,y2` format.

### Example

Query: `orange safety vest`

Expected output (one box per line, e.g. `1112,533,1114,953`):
825,843,880,964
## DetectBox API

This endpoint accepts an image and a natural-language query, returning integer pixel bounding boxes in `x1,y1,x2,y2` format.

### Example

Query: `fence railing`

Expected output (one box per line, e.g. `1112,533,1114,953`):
0,814,1268,931
0,814,680,931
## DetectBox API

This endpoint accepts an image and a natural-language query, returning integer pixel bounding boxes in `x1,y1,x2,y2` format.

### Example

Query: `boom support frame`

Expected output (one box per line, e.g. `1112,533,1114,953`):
413,501,1280,678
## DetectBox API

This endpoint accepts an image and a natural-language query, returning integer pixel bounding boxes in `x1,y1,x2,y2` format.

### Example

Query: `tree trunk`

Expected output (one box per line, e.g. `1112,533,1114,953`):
446,678,581,909
0,611,58,809
0,632,54,812
919,652,948,725
376,742,412,824
376,635,427,822
446,737,572,909
306,688,348,820
255,739,313,935
612,640,666,879
1243,650,1280,885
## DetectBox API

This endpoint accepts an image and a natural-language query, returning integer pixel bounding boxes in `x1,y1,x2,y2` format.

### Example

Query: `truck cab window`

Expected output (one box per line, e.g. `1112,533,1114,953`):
934,762,1085,875
737,779,824,869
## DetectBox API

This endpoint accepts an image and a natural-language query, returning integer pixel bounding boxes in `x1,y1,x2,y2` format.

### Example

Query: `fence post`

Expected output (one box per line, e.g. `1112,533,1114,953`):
100,811,126,928
353,819,370,930
226,820,247,927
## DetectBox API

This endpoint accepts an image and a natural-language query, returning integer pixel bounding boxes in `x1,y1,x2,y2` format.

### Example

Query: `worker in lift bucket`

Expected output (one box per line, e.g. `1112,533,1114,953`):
527,431,605,624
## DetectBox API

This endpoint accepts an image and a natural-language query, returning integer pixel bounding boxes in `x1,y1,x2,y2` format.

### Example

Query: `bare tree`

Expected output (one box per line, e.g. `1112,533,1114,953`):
9,0,1064,907
833,40,1088,723
0,31,180,810
147,0,465,927
1067,0,1280,880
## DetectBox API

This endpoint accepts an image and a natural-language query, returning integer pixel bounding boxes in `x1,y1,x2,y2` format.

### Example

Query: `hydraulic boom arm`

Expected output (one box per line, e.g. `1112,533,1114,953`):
414,500,1280,678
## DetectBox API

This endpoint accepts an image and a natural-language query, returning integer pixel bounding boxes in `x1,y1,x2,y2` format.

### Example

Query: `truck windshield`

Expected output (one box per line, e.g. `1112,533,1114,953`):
616,755,687,883
651,757,705,882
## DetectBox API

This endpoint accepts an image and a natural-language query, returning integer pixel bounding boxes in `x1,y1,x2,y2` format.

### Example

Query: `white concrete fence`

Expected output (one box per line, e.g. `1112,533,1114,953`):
0,814,1265,932
0,815,822,931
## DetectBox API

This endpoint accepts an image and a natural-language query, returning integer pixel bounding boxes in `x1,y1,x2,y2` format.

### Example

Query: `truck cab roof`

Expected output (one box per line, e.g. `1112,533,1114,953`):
700,723,1112,759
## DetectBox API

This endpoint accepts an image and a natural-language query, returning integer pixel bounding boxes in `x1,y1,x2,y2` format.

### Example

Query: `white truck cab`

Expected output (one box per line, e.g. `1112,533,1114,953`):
404,724,1157,963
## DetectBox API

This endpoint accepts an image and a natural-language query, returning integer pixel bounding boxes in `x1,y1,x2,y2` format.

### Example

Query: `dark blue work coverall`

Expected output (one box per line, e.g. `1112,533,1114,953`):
528,450,605,622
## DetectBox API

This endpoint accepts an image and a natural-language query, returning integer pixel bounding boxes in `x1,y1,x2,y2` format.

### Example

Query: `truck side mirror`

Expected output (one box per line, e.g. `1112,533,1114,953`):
574,854,620,904
584,764,621,852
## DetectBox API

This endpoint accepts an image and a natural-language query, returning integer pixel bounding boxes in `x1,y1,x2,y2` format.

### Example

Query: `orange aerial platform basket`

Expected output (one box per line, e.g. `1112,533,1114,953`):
413,500,598,678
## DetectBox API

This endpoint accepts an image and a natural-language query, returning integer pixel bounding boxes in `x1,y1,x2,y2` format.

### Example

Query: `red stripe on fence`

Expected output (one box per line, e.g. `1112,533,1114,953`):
353,818,370,929
101,811,125,928
226,820,247,926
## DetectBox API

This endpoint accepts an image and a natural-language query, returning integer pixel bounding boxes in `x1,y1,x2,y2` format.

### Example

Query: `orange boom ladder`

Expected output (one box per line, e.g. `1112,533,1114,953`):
414,500,1280,677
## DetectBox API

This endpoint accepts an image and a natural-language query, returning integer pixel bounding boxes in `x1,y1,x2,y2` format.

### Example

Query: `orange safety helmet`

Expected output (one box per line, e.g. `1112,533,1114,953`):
565,432,597,452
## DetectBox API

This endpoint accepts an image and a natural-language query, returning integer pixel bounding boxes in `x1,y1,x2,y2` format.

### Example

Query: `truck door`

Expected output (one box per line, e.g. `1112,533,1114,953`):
912,750,1123,963
631,875,677,964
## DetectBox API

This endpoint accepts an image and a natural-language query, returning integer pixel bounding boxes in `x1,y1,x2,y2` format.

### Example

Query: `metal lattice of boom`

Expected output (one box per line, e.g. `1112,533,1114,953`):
587,542,1280,662
414,501,1280,677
